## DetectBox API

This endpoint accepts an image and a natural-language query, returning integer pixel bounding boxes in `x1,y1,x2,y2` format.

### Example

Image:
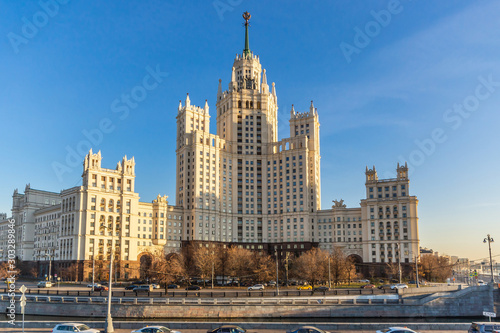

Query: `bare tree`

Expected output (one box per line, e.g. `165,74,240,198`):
226,246,254,285
252,253,274,283
291,247,328,287
192,246,220,287
385,262,399,280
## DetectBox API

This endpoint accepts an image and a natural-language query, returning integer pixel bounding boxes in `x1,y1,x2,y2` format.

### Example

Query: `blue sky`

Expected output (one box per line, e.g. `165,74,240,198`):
1,1,499,261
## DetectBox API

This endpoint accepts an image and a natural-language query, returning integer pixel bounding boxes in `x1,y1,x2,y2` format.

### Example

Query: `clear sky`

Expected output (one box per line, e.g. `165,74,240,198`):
1,1,499,262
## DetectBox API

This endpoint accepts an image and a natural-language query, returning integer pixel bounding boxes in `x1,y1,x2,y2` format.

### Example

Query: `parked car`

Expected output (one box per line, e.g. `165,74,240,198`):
468,322,500,333
52,323,99,333
287,325,331,333
185,285,201,290
131,325,181,333
313,286,330,292
167,284,180,289
297,285,312,290
151,283,160,289
207,325,250,333
37,281,52,288
358,279,370,283
391,283,408,290
94,285,108,292
376,327,419,333
361,284,376,289
378,284,392,290
133,285,153,292
248,284,264,291
86,283,102,288
125,284,139,290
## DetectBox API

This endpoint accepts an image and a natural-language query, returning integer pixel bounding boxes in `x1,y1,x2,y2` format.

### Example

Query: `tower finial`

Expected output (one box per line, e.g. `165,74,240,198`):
243,11,251,57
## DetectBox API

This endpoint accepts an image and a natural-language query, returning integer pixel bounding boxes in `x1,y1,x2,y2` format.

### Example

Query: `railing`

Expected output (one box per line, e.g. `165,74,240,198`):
1,294,402,306
1,288,397,298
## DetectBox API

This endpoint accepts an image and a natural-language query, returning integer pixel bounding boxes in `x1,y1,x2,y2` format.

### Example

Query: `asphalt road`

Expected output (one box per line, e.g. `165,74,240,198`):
0,329,467,333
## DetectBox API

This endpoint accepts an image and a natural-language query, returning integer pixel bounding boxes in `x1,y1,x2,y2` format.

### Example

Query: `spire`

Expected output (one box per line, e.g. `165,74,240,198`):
310,100,315,114
204,99,209,113
178,100,182,111
243,11,251,57
290,104,295,117
272,82,276,96
261,69,268,93
217,79,222,99
185,93,190,107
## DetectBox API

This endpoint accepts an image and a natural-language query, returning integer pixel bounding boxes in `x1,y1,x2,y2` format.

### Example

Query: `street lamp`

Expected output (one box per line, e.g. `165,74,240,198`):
275,248,279,296
100,223,120,333
483,234,495,283
46,250,57,281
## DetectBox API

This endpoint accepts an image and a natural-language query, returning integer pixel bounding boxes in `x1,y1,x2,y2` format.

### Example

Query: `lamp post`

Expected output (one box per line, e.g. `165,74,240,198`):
100,224,119,333
46,250,57,281
327,251,332,289
275,249,279,296
483,234,495,283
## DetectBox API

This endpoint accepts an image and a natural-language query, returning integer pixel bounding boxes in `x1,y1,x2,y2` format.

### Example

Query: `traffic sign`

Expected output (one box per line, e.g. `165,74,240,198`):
483,311,496,317
20,295,26,302
20,300,26,307
19,285,27,294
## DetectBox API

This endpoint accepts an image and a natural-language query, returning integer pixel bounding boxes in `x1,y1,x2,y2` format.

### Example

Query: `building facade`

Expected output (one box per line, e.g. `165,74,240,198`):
0,15,420,280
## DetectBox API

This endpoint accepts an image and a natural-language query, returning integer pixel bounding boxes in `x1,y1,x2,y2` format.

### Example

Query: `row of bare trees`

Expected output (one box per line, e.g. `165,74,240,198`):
139,245,357,287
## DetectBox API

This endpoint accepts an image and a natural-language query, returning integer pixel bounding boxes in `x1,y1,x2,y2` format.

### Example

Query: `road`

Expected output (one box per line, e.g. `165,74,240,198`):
0,329,468,333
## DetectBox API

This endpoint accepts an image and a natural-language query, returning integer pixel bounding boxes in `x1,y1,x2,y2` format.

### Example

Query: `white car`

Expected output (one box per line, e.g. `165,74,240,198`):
52,323,100,333
248,284,264,291
390,283,408,290
86,283,102,288
131,326,181,333
151,283,160,289
376,327,419,333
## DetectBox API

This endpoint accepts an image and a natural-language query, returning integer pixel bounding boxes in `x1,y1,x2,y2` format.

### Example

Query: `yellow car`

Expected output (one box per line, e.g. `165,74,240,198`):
297,285,312,290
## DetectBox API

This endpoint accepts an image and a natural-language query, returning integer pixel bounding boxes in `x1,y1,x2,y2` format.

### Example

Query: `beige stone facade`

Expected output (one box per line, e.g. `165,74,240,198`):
0,21,420,279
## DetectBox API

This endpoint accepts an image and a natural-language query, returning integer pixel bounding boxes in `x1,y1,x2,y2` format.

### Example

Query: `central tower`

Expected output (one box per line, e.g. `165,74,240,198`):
216,11,278,155
176,12,321,245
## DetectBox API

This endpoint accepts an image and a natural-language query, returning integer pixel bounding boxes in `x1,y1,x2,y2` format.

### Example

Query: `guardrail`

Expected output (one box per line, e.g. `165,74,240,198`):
1,294,402,305
1,287,396,298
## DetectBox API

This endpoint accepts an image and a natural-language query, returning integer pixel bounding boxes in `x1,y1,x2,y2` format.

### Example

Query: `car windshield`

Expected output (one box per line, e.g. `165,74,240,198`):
77,325,91,331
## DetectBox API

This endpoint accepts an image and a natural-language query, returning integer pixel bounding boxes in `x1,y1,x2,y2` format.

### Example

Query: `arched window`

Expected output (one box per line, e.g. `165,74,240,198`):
238,101,242,108
246,101,249,108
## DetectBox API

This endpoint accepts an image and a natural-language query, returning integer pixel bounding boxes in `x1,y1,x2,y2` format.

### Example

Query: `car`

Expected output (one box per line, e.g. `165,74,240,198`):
297,285,312,290
248,284,264,291
86,283,102,288
151,283,160,289
133,285,153,292
313,286,330,292
37,281,52,288
268,280,276,286
131,325,181,333
167,284,180,289
287,325,331,333
185,285,201,290
93,285,108,292
358,279,370,283
375,327,419,333
468,322,500,333
125,284,139,290
206,325,249,333
378,284,392,290
391,283,408,290
361,284,376,289
52,323,100,333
